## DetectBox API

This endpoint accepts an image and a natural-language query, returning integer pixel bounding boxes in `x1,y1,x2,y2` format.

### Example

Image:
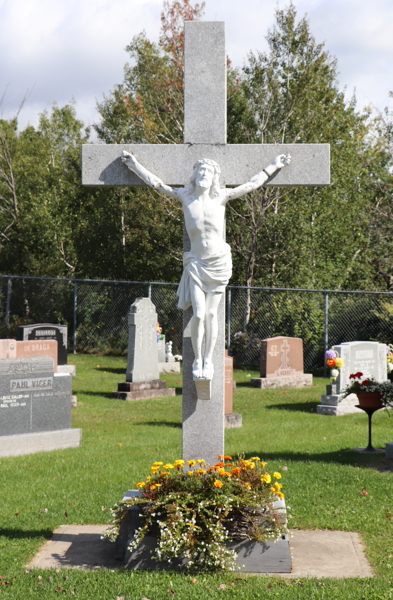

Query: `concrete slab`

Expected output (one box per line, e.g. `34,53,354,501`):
28,526,373,578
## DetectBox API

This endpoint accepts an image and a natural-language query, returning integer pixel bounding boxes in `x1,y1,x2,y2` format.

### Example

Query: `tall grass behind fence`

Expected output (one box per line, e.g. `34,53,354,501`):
1,275,392,373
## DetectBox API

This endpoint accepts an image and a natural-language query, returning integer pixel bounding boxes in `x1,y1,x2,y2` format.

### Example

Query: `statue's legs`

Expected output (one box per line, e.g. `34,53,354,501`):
190,281,206,378
203,292,223,379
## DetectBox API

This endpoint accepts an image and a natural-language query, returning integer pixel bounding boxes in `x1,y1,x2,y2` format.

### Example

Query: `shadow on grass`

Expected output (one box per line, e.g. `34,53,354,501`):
241,449,393,472
0,528,53,541
95,367,125,375
264,401,320,414
135,421,181,429
80,391,114,399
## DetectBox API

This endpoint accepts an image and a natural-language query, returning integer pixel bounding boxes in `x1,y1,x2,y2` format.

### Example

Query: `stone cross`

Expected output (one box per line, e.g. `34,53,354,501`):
82,21,330,465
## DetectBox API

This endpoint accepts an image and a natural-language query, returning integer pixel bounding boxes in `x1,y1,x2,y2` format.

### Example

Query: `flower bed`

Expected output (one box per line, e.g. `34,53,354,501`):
104,455,287,571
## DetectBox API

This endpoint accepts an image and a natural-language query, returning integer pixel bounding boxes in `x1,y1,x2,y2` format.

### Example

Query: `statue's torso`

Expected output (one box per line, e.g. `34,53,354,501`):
182,190,226,259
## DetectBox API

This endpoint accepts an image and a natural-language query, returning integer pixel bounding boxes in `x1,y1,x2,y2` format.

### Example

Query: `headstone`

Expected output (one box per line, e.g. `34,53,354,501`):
224,350,233,414
126,298,159,382
318,341,388,415
157,336,166,363
252,336,313,389
0,356,81,457
113,298,175,401
17,324,68,365
82,20,330,465
0,339,58,371
165,341,175,362
223,350,242,428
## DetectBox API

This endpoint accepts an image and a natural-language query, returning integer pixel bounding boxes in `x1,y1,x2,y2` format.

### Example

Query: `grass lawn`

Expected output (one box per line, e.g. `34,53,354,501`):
1,353,392,599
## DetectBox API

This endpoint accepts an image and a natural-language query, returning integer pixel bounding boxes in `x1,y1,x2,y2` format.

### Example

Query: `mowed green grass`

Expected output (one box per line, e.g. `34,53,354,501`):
0,354,392,599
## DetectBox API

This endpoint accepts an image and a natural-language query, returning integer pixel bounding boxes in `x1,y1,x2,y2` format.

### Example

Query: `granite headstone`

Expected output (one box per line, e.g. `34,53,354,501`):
17,324,68,365
0,339,58,371
318,341,388,415
113,298,175,401
252,336,312,389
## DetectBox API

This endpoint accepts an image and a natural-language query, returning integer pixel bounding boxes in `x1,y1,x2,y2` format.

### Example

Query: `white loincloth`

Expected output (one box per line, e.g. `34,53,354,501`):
177,243,232,310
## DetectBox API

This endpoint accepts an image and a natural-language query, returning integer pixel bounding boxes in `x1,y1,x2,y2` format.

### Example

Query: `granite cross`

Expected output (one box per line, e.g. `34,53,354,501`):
82,21,330,466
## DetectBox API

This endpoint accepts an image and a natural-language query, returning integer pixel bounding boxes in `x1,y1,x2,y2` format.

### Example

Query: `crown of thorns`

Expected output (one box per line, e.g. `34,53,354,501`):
193,159,221,174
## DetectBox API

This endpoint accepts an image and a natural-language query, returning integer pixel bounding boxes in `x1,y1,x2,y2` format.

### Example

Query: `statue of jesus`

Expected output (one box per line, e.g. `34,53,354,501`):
122,151,291,381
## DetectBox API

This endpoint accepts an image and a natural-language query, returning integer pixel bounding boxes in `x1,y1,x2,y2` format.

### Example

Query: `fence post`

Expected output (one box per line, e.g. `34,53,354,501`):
148,284,152,299
227,288,232,352
5,278,12,331
324,291,329,377
73,282,77,354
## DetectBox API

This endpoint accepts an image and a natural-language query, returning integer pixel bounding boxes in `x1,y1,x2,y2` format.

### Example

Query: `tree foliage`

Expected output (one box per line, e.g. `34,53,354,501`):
0,0,391,294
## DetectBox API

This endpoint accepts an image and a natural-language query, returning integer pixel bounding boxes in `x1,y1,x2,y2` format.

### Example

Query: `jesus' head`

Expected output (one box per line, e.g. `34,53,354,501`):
189,159,221,198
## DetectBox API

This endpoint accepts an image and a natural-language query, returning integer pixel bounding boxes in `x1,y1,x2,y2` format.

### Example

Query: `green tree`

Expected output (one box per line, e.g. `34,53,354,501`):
226,4,377,296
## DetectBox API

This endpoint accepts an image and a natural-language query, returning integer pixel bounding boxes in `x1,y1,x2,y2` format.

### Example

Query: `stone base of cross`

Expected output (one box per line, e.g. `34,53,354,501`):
82,21,330,466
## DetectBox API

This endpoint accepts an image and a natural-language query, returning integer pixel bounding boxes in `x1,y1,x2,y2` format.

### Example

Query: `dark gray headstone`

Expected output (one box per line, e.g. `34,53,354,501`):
17,324,68,365
0,357,72,436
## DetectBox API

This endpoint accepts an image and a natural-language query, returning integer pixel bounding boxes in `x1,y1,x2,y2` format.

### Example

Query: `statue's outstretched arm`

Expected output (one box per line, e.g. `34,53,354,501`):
224,154,291,203
121,151,181,200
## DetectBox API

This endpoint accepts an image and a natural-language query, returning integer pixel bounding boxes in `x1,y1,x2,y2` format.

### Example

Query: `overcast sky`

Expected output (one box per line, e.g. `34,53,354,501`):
1,0,392,136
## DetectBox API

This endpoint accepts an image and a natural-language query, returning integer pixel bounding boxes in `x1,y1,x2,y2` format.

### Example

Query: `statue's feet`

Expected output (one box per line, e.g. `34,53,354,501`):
203,358,214,380
192,358,203,379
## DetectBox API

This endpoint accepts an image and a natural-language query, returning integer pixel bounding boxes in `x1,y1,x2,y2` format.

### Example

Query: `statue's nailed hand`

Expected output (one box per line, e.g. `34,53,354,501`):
121,150,136,166
274,153,291,169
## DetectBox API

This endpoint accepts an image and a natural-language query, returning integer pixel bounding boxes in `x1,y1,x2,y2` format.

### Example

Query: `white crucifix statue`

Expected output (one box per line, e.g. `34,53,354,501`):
82,21,330,465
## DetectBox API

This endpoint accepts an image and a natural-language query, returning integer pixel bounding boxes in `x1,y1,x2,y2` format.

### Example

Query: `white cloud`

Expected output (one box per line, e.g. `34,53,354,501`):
0,0,392,133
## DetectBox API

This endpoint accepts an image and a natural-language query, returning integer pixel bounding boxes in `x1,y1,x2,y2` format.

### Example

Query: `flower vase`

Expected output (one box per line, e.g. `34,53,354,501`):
356,391,383,408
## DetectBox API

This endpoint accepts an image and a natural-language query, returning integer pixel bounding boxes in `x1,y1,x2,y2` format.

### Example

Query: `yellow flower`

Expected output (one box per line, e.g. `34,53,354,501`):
214,479,224,488
196,459,205,464
135,481,145,488
151,466,159,473
187,459,197,466
175,459,184,465
336,358,344,367
187,470,194,476
272,472,282,479
222,471,232,477
260,461,268,467
160,472,170,477
271,482,282,493
147,475,152,481
155,483,162,488
150,484,157,490
195,468,206,475
277,491,285,499
243,460,256,470
152,461,164,466
219,468,226,475
164,463,175,469
251,456,261,461
243,482,252,489
261,472,271,484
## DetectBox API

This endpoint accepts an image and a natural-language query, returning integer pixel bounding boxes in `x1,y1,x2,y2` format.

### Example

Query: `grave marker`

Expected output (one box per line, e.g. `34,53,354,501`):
112,298,175,400
17,324,68,365
318,341,388,415
0,339,58,371
0,356,81,457
252,336,312,389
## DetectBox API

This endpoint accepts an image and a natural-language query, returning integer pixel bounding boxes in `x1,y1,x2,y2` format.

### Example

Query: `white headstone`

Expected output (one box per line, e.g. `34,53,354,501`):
318,341,388,415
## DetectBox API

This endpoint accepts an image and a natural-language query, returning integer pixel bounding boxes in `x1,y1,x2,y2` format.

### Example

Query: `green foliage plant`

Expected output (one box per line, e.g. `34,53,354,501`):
104,455,286,571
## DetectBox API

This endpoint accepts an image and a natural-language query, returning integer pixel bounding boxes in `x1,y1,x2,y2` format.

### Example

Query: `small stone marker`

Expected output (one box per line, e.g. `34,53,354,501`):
113,298,175,401
17,323,68,365
224,350,242,429
318,341,388,415
224,350,233,414
157,336,166,363
252,336,312,389
0,356,81,457
0,339,58,371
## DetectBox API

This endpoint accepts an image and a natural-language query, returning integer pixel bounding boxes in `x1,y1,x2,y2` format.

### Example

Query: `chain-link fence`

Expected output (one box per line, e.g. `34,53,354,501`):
1,274,392,373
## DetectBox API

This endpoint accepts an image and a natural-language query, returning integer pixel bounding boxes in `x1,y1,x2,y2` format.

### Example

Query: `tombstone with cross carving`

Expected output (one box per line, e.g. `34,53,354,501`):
82,21,328,464
252,336,313,389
